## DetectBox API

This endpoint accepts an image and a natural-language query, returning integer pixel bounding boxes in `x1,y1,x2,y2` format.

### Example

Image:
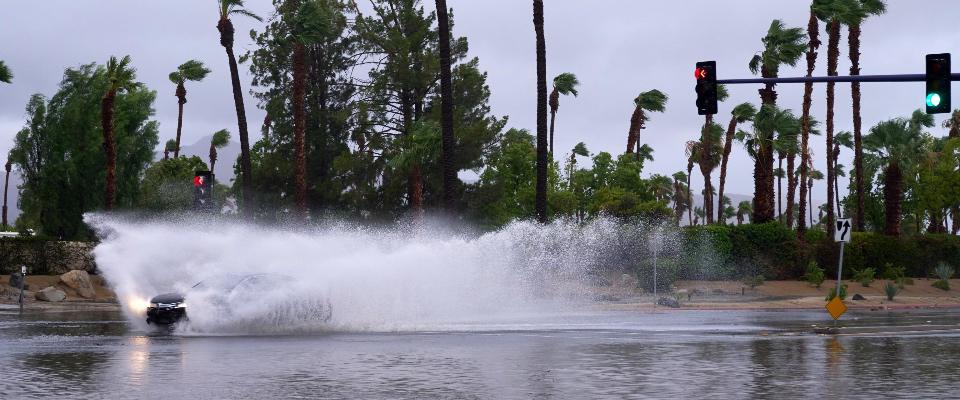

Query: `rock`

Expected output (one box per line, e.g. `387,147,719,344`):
35,286,66,302
595,294,620,302
657,297,681,308
60,270,96,299
852,294,866,301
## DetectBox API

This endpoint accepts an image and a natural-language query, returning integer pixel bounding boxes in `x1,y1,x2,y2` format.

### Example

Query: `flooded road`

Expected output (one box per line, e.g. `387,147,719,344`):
1,306,959,399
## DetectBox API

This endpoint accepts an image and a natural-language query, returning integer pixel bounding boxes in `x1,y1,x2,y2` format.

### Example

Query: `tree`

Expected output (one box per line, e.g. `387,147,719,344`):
549,72,580,156
209,129,232,174
168,60,211,158
687,123,723,224
808,168,824,227
436,0,457,210
717,102,756,224
534,0,547,223
844,0,887,232
626,90,667,157
721,195,735,223
864,117,925,236
816,0,851,235
2,157,10,228
648,174,673,204
799,1,824,235
566,142,589,184
163,139,177,161
942,109,960,232
10,64,158,238
737,200,752,225
833,130,853,215
672,171,689,225
739,104,798,223
139,156,210,211
773,113,801,227
390,121,441,218
102,55,138,210
217,0,262,213
0,60,11,84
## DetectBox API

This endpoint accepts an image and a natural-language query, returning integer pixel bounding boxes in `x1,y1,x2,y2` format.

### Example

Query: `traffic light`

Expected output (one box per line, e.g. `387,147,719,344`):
926,53,951,114
695,61,718,115
193,171,214,210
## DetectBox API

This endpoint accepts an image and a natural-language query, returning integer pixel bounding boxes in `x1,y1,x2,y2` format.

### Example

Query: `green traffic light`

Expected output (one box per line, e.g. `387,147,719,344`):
927,93,942,107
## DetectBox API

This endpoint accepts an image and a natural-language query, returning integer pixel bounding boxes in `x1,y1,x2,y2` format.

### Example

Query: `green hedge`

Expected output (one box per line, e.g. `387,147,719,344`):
679,223,960,280
0,237,97,275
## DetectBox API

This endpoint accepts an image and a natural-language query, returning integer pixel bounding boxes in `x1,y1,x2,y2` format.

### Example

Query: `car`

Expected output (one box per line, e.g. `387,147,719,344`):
145,274,332,327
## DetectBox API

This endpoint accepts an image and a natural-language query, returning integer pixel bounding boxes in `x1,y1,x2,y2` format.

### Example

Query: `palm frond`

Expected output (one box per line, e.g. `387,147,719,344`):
634,89,668,112
553,73,580,96
211,129,232,148
0,60,12,83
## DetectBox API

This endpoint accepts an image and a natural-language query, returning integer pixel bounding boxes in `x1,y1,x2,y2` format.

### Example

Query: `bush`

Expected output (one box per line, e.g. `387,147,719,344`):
935,263,955,281
852,267,876,287
802,261,825,288
743,275,765,289
881,263,906,281
826,284,848,301
933,279,950,291
884,282,900,301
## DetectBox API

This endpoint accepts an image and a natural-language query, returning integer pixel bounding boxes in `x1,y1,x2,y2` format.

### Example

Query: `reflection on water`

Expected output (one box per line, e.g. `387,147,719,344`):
1,308,959,399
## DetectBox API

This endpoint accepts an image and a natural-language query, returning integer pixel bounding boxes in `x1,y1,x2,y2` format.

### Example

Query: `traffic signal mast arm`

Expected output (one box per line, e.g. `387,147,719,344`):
717,73,958,84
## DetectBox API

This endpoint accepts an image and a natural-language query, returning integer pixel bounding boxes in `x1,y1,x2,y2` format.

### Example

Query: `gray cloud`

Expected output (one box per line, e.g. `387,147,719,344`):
2,0,958,216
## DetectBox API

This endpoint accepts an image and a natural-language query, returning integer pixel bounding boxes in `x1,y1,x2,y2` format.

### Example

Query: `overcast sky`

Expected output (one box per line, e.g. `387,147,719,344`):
2,0,959,207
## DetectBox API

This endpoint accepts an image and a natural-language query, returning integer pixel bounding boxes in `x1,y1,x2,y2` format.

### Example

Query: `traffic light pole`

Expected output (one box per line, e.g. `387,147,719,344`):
717,73,960,85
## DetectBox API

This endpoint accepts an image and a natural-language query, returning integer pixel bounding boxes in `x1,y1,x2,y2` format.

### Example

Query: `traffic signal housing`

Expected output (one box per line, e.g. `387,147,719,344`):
193,171,214,210
926,53,951,114
695,61,718,115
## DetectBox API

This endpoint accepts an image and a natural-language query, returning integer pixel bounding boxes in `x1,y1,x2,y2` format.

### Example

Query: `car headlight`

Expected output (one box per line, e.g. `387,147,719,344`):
149,303,159,309
176,303,187,309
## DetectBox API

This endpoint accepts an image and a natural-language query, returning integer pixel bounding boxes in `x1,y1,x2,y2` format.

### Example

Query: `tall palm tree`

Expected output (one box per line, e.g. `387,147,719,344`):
864,118,924,236
436,0,457,210
672,171,689,225
694,206,705,226
833,130,853,216
774,167,785,221
717,102,756,224
649,174,674,204
721,195,735,223
534,0,548,223
102,55,137,211
163,139,177,161
686,151,695,225
774,114,801,226
799,1,824,235
816,0,850,238
688,123,724,224
626,90,668,157
209,129,231,174
834,163,846,215
168,60,211,158
2,158,10,227
566,142,589,185
217,0,262,212
808,168,824,227
845,0,887,232
737,200,752,225
739,105,799,223
549,73,580,156
748,20,806,223
0,60,11,84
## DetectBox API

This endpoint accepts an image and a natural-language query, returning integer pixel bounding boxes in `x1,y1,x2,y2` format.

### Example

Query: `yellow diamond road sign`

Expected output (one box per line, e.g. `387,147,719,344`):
826,297,847,320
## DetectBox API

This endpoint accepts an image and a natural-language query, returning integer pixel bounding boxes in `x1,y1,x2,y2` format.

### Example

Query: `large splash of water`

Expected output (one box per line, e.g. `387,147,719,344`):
86,214,677,334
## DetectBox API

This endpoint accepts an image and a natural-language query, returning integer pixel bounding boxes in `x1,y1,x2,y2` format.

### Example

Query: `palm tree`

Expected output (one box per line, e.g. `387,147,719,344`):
798,1,824,235
534,0,547,223
688,123,724,224
163,139,177,161
749,20,806,106
808,168,824,227
672,171,689,225
392,122,440,219
816,0,850,237
436,0,457,211
721,196,735,223
0,60,11,84
2,158,10,227
845,0,887,232
209,129,231,174
168,60,211,158
626,90,668,158
217,0,262,212
567,142,589,184
636,143,655,166
864,117,928,236
549,73,580,156
834,163,846,215
686,151,695,225
737,201,752,225
649,174,674,204
774,167,785,221
694,206,705,226
717,102,757,224
774,114,801,226
739,105,798,223
833,130,853,216
102,55,137,211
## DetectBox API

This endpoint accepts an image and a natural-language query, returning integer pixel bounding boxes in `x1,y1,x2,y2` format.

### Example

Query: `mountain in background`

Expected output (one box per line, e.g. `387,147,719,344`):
158,135,240,184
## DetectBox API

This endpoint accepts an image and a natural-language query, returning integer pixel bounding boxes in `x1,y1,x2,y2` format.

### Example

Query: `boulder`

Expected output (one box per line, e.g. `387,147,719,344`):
852,294,866,301
657,297,681,308
60,270,96,299
36,286,66,302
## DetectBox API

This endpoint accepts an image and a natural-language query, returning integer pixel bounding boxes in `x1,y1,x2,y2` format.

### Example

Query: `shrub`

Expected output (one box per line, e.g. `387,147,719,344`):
935,263,955,281
881,263,906,281
884,282,900,301
852,267,876,287
743,275,765,289
802,261,825,288
826,284,848,301
933,279,950,291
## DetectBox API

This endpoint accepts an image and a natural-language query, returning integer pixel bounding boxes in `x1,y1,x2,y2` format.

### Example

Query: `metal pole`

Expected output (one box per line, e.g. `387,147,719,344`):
835,242,845,300
716,73,947,85
18,265,25,315
653,245,658,311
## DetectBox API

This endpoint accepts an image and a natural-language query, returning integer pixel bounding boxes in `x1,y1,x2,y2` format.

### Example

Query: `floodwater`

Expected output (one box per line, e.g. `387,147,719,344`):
2,306,959,399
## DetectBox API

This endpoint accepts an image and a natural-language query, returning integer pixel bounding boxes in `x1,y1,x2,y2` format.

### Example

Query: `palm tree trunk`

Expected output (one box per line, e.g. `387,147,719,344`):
777,156,783,222
437,0,457,211
798,10,818,236
687,166,693,225
808,181,814,228
2,161,10,227
209,145,218,175
174,82,186,158
717,116,738,224
825,20,839,236
626,107,642,154
786,153,796,228
549,87,559,157
411,164,423,219
883,162,903,236
101,89,118,211
218,17,254,213
292,39,308,217
533,0,547,223
849,23,865,232
834,173,842,218
754,67,776,223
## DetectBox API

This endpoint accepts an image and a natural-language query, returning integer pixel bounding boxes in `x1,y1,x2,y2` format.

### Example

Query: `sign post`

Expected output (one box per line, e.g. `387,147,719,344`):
826,219,852,324
18,265,26,315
